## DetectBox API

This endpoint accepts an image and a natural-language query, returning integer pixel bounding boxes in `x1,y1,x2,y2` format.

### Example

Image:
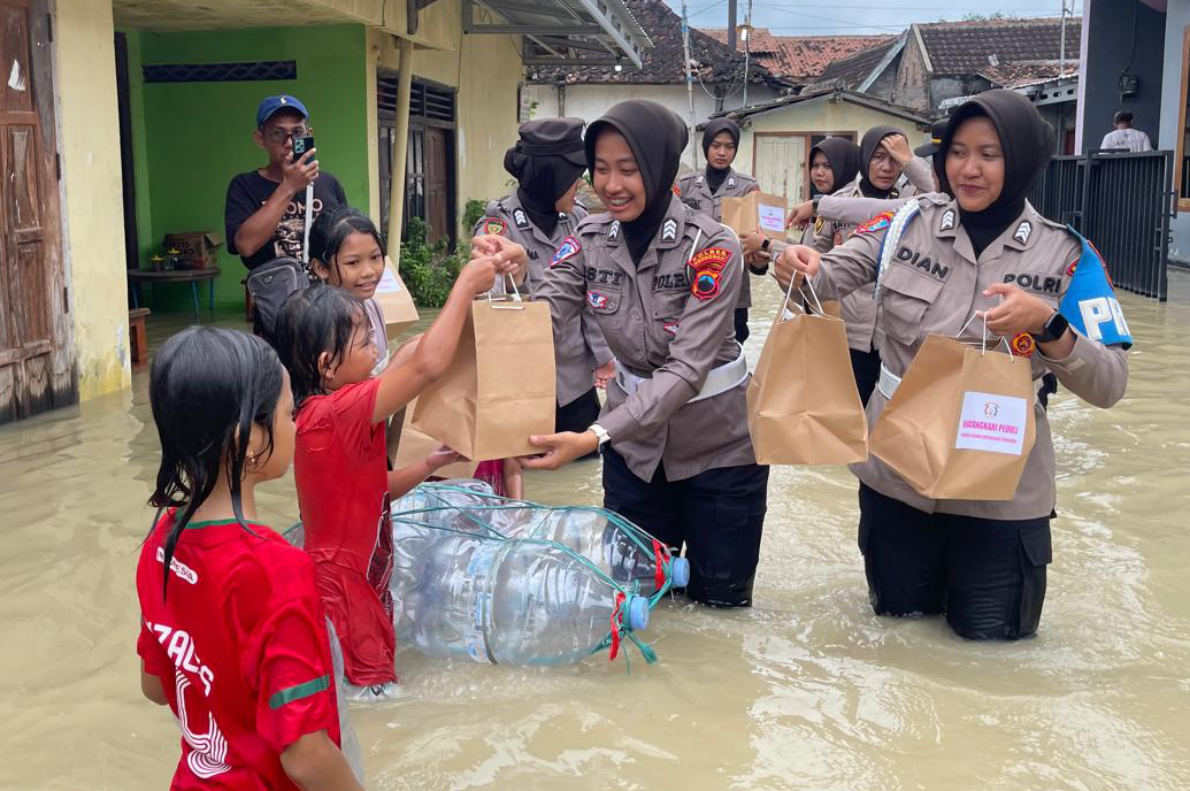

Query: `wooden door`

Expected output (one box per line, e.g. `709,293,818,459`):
424,127,448,245
754,134,807,210
0,0,74,424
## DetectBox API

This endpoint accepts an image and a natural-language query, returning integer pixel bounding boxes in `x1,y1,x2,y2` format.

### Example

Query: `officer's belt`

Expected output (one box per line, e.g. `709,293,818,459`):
878,362,1047,402
617,351,749,403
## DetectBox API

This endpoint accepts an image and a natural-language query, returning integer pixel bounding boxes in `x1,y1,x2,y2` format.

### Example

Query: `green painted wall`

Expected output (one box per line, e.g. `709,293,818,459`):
125,24,370,312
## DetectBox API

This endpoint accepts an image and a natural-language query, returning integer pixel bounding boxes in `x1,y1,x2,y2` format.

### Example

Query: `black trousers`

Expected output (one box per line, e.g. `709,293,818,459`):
602,446,769,607
850,347,882,407
857,484,1052,640
734,308,750,344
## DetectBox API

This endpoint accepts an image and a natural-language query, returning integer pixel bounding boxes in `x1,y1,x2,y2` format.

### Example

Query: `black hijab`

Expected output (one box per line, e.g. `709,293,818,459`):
859,125,905,199
810,137,861,197
702,118,740,194
585,100,688,264
933,89,1054,257
504,119,587,237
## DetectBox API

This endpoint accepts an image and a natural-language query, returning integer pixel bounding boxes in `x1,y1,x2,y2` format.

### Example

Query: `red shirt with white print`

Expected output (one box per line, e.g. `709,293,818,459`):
136,509,341,790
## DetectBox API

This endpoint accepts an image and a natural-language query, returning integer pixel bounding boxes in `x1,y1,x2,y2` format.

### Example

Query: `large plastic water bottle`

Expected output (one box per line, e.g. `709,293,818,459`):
402,532,650,665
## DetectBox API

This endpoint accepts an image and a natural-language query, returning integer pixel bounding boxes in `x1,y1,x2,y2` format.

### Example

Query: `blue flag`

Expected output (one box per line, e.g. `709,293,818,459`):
1060,230,1133,350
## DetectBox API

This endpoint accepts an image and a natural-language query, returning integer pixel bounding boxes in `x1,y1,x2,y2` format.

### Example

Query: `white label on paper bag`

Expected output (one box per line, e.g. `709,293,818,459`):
758,204,785,233
375,266,402,295
955,391,1028,455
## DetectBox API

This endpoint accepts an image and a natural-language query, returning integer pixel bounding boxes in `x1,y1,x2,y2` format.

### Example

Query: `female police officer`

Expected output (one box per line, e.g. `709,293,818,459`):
483,101,769,608
774,90,1130,639
472,118,614,435
676,118,767,344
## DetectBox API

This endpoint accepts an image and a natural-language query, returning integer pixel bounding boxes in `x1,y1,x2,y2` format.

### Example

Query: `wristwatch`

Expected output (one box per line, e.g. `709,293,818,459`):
811,195,822,214
589,423,611,446
1030,311,1069,344
761,238,771,252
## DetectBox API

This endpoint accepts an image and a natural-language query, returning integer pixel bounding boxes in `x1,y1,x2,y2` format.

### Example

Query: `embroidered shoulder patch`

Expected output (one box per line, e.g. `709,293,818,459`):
672,183,682,196
481,217,507,236
689,247,731,301
550,235,582,268
1010,332,1036,358
856,211,895,235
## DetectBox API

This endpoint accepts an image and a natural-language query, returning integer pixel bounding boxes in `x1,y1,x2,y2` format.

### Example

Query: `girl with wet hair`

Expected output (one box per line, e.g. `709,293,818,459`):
775,89,1130,640
274,245,509,699
137,326,363,790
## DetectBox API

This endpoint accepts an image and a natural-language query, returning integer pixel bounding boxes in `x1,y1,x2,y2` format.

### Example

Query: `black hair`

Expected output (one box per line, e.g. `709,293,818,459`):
148,327,285,597
308,205,386,284
1114,110,1133,125
274,284,367,409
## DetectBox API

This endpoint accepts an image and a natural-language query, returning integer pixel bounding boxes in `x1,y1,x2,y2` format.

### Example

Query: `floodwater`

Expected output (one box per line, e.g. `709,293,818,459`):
3,272,1189,791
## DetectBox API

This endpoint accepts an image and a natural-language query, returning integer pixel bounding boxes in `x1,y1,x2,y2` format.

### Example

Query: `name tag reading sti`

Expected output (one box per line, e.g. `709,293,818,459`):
955,391,1028,456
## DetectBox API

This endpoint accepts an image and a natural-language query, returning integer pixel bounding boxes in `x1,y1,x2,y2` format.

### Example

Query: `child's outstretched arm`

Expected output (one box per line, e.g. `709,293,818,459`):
139,663,168,706
387,445,464,499
503,458,524,500
371,256,514,424
280,730,364,791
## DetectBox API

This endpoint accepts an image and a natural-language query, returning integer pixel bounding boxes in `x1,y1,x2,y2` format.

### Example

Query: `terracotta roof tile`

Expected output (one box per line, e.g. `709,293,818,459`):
701,28,895,80
816,38,901,89
977,60,1079,89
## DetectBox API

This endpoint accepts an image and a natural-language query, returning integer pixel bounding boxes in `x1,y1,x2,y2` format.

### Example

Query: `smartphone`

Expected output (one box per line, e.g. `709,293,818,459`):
291,135,316,163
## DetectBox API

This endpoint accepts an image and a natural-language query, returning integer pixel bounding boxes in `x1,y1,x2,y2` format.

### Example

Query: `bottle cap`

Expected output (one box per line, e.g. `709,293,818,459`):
627,595,650,632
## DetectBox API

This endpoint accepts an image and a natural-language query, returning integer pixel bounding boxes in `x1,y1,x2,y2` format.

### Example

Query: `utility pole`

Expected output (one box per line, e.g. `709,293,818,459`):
681,0,697,169
1059,0,1070,77
742,0,753,107
727,0,737,51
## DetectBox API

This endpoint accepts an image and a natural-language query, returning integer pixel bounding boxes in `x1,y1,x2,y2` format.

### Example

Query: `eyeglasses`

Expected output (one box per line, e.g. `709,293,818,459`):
263,126,310,145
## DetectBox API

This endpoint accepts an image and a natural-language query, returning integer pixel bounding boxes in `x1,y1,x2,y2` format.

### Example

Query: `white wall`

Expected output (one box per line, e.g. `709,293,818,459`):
1161,0,1190,260
525,82,782,174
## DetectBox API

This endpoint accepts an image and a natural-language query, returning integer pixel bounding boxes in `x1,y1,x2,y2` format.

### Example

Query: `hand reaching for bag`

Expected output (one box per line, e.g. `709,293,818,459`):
519,431,599,471
786,200,815,230
773,244,820,289
471,234,528,283
458,255,517,296
424,445,465,471
594,360,616,389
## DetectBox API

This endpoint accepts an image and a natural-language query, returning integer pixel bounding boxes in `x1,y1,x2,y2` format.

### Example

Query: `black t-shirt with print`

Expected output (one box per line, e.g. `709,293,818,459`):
224,170,347,270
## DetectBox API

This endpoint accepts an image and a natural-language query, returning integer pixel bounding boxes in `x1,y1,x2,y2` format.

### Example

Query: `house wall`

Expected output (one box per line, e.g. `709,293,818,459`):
1160,0,1190,259
893,37,929,111
524,82,782,170
866,61,898,103
1081,0,1167,153
55,0,131,399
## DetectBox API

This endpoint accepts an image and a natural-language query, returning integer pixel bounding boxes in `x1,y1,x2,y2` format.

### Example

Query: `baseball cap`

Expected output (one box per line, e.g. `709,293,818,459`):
914,120,947,157
256,95,309,128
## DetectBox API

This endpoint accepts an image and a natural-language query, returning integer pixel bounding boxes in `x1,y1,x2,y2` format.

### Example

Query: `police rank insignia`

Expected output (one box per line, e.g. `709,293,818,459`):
856,211,895,235
689,247,730,301
608,220,621,240
727,177,737,188
551,236,581,268
939,209,956,232
662,218,679,242
481,217,507,236
513,208,530,228
1014,221,1033,245
587,291,609,309
1010,332,1037,357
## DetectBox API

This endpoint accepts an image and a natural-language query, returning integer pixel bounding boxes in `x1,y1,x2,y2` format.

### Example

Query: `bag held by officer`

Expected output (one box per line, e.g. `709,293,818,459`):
721,191,788,241
869,329,1036,501
412,285,556,461
746,278,868,465
395,399,478,478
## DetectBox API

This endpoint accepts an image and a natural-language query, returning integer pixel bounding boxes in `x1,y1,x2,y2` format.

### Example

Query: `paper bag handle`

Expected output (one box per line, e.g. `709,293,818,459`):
958,311,1015,359
487,273,526,310
779,266,824,322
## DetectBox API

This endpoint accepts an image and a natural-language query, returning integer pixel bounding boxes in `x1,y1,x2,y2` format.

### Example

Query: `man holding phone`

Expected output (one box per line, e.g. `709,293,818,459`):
225,94,346,272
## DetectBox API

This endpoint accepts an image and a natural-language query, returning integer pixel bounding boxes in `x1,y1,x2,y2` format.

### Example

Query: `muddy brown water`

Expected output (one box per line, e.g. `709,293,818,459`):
2,273,1188,791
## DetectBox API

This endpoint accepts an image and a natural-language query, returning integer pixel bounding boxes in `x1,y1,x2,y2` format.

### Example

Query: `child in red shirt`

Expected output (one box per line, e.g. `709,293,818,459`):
275,251,509,699
137,326,363,790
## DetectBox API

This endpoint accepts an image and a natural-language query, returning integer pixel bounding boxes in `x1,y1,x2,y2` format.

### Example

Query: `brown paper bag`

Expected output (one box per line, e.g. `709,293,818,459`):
395,400,478,478
412,296,556,461
746,285,868,465
375,259,420,340
721,191,788,240
870,334,1037,501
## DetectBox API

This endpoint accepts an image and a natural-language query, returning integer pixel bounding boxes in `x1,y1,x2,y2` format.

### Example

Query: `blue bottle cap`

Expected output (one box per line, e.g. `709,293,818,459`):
671,557,691,588
628,595,650,632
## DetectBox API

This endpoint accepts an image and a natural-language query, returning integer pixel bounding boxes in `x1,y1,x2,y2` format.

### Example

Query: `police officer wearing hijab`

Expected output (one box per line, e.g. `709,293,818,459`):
473,118,613,437
774,89,1130,640
511,101,770,608
676,118,767,345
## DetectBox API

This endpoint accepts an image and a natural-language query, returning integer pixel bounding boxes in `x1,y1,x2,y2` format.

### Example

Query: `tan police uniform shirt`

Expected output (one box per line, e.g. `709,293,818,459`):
539,195,756,482
676,169,760,311
473,193,612,407
817,194,1129,520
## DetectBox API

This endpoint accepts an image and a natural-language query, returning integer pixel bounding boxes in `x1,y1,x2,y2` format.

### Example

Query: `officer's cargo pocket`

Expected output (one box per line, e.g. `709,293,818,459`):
1016,523,1051,638
878,266,944,345
1020,525,1052,567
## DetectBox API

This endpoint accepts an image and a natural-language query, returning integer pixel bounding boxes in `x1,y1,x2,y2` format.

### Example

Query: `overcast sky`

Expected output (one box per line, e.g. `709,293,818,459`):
667,0,1083,36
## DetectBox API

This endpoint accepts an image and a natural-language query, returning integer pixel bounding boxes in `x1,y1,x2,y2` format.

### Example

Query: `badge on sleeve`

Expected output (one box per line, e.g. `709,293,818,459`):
1010,332,1036,357
550,235,581,268
481,217,507,236
672,183,682,196
689,247,731,301
856,211,895,235
1060,229,1133,349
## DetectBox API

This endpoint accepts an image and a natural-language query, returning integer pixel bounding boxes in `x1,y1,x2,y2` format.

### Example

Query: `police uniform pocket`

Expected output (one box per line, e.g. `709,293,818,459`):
586,286,621,314
878,266,945,345
1019,525,1053,567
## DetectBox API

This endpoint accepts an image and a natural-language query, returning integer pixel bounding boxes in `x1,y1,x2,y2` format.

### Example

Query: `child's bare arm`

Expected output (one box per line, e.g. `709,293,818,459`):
387,446,465,499
503,458,524,500
140,663,168,706
280,730,364,791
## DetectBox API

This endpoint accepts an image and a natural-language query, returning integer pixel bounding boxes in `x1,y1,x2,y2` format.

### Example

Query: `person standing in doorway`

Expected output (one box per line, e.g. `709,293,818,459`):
1099,111,1153,152
225,95,347,335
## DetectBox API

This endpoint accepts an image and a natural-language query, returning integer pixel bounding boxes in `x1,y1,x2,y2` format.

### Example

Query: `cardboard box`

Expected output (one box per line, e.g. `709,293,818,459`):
375,259,420,339
163,232,223,269
721,192,789,241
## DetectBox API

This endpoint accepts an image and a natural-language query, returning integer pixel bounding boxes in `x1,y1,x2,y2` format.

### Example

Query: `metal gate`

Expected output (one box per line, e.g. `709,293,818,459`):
1029,150,1174,301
